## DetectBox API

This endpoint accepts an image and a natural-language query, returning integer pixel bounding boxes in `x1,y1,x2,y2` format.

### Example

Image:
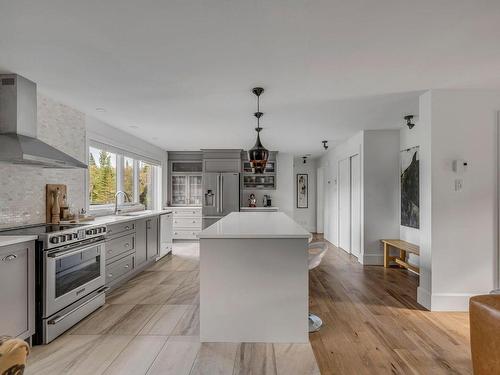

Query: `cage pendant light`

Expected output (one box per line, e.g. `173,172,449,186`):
248,87,269,174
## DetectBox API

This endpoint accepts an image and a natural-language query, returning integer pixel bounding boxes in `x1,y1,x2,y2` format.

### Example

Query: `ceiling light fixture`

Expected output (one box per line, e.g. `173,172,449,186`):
248,87,269,174
95,107,106,112
404,115,415,129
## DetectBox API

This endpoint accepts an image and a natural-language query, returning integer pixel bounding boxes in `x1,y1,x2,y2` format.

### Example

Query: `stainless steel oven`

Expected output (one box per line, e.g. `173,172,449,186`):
43,238,105,317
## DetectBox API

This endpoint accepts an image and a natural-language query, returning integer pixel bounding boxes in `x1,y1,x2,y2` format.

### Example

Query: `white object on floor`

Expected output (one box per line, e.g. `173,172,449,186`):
199,212,310,343
308,241,328,332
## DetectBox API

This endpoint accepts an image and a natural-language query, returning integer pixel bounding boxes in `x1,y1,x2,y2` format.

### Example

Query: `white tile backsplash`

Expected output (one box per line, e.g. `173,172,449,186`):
0,94,86,228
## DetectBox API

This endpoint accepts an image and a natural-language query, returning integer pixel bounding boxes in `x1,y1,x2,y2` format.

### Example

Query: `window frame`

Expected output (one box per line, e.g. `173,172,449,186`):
87,141,161,215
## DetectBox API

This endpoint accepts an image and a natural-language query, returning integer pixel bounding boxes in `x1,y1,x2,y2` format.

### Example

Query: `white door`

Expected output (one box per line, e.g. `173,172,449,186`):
350,154,361,258
338,158,351,253
316,167,325,234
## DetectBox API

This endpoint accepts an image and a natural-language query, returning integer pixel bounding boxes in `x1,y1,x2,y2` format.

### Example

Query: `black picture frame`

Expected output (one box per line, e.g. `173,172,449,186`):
296,174,308,208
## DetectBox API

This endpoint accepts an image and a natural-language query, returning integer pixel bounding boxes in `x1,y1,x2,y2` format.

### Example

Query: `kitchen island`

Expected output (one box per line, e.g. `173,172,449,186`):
198,211,310,343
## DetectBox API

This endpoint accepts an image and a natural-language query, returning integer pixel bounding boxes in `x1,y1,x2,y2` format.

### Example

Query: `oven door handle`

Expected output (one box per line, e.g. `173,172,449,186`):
47,286,109,325
47,242,103,259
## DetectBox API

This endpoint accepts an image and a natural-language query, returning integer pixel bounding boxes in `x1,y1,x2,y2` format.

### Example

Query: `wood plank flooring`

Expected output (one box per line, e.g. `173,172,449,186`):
26,238,471,374
26,242,319,375
309,235,472,374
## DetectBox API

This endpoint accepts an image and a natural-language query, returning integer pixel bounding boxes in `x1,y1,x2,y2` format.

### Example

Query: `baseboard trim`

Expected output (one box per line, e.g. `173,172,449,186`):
430,292,476,312
362,254,384,266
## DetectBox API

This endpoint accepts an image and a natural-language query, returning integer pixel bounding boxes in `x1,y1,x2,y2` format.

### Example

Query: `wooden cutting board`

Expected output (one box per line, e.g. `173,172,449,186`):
46,184,67,223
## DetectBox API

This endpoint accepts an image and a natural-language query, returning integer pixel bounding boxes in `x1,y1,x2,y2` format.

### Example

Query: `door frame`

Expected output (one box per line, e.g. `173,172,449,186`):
337,157,351,253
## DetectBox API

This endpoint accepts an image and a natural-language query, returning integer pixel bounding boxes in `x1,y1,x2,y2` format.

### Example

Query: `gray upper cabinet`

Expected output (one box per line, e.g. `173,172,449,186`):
203,159,240,173
0,241,35,340
135,218,147,266
147,216,159,260
202,149,242,173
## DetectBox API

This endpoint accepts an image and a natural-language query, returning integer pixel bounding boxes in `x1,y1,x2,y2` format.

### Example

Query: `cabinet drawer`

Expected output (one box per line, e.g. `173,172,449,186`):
173,230,200,239
106,254,134,284
106,233,135,262
172,208,202,217
173,217,202,228
107,221,135,237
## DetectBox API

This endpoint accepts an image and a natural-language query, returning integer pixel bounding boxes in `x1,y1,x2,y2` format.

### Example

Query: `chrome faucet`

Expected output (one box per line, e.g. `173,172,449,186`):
114,191,131,214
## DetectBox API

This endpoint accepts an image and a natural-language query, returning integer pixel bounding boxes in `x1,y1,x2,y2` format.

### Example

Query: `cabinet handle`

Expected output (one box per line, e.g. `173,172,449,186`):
2,254,17,262
125,243,130,247
125,264,129,269
192,220,196,223
125,226,130,230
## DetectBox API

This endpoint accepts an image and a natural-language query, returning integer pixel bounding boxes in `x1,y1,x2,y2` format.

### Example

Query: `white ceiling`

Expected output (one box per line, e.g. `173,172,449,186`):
1,0,500,156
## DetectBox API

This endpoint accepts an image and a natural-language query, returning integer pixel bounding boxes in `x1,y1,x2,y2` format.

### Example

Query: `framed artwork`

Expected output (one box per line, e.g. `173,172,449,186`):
296,174,308,208
401,146,420,228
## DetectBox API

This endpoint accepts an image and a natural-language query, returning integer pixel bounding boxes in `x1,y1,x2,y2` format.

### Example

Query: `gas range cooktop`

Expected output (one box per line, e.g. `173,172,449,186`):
0,223,107,249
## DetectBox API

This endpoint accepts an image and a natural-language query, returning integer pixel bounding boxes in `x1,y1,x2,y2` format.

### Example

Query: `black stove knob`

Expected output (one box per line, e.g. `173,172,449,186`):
73,233,79,239
86,229,93,235
50,237,59,244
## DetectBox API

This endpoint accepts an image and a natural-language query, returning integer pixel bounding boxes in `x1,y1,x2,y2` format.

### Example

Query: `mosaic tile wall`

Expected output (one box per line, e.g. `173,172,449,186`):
0,94,86,228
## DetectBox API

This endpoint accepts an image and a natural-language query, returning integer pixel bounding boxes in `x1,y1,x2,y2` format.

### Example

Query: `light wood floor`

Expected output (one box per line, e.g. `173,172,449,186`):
26,242,319,375
309,236,472,374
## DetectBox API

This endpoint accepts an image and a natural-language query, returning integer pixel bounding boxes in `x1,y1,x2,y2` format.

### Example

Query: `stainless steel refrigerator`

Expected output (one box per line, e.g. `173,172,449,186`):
202,172,240,229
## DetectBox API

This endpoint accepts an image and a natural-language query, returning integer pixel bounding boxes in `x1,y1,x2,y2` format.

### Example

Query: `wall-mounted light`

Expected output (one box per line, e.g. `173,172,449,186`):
404,115,415,129
322,140,328,150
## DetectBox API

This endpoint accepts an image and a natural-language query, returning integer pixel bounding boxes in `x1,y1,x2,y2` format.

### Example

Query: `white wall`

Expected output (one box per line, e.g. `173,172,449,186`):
425,89,500,311
293,157,317,232
363,130,400,265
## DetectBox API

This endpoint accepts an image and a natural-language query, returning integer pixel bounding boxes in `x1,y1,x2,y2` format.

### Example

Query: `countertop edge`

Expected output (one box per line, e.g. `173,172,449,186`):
198,234,310,239
0,235,38,247
92,209,172,225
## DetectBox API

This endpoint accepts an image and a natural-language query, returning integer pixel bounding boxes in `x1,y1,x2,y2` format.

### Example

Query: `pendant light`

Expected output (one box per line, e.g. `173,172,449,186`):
248,87,269,174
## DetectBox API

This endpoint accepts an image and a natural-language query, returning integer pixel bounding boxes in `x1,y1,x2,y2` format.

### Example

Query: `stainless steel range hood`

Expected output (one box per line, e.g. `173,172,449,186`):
0,74,87,168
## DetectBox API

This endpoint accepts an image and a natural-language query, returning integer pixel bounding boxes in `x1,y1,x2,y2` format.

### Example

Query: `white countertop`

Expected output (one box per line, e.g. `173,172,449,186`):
198,211,310,239
92,209,172,225
240,206,279,211
0,235,38,247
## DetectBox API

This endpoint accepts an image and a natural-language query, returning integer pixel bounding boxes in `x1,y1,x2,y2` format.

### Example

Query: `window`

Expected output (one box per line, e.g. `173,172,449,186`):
88,143,161,211
123,157,134,200
139,161,153,209
88,147,117,205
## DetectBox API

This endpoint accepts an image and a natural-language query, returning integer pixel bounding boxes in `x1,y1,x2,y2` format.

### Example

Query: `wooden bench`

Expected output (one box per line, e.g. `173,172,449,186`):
380,239,419,274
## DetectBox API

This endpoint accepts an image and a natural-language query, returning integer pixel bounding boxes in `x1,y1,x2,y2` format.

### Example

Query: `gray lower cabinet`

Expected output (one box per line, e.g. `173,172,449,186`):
146,216,159,260
0,241,35,340
135,218,147,266
104,215,160,290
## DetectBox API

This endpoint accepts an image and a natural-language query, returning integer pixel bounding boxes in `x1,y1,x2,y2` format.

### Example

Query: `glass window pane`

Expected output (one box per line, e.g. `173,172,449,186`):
189,175,202,205
171,175,187,205
139,161,153,209
89,147,117,205
123,157,134,201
